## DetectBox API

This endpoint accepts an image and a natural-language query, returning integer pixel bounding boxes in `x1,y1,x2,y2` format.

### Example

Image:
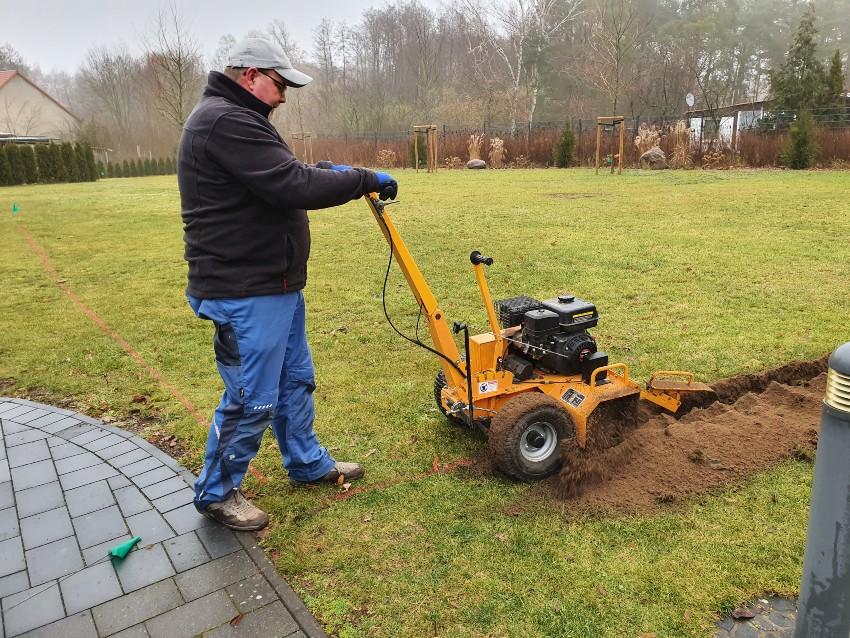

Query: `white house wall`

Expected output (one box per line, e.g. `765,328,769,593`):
0,75,77,138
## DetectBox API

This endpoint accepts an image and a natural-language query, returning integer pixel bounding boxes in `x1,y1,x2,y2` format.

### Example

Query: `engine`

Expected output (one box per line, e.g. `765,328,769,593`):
496,294,610,382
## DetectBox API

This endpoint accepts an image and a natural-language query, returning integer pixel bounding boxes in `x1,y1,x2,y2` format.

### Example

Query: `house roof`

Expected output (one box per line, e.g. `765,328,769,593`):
0,69,80,122
687,99,773,118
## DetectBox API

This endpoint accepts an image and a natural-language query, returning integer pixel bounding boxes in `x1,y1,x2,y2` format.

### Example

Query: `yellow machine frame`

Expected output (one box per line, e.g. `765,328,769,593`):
366,194,677,448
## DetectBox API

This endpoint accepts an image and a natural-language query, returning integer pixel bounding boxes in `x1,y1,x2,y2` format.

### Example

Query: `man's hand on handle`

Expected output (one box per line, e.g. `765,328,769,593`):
374,171,397,201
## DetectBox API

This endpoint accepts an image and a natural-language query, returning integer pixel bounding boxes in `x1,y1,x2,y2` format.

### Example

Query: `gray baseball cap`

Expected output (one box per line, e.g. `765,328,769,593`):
226,37,313,88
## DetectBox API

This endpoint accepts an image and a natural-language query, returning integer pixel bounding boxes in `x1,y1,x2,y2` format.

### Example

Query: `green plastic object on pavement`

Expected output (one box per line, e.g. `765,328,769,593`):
109,536,142,560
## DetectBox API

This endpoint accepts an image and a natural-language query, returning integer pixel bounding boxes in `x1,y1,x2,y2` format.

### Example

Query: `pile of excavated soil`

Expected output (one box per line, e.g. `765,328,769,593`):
553,357,828,514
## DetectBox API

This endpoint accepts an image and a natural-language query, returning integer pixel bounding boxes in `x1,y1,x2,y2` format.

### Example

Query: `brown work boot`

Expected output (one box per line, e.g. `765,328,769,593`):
203,490,269,531
290,461,365,487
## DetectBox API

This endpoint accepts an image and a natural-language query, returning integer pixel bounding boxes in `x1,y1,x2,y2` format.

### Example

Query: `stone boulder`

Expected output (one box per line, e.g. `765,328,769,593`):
639,146,668,169
466,159,487,169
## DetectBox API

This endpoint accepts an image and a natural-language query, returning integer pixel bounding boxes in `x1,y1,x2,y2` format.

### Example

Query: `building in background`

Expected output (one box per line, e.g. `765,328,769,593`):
0,70,79,140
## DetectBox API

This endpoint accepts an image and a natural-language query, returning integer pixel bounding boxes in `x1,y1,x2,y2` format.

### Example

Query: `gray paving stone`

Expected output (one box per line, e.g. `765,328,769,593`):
163,533,209,573
0,481,12,509
60,462,119,491
108,625,151,638
57,423,97,440
164,502,212,535
99,440,138,461
61,559,124,614
0,444,5,461
0,535,25,577
26,535,84,586
151,488,195,513
65,480,115,517
11,459,57,491
55,451,102,475
108,474,133,489
144,589,236,638
0,570,29,598
1,581,65,636
73,505,128,548
2,420,30,435
7,439,50,468
17,610,98,638
0,458,9,483
82,535,133,566
5,428,50,447
16,481,64,518
0,402,22,415
13,408,50,424
141,476,189,500
0,405,38,420
73,429,113,446
43,416,82,434
197,526,241,559
204,600,299,638
91,578,182,636
123,458,164,478
174,551,257,602
0,505,20,540
115,485,152,517
20,506,73,550
109,448,149,468
24,411,69,430
133,466,177,489
114,543,175,592
88,433,127,452
225,572,277,614
50,441,87,460
126,510,175,545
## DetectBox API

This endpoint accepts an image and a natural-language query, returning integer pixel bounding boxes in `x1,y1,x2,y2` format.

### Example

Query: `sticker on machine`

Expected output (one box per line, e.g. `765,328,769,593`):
561,388,586,407
477,380,498,395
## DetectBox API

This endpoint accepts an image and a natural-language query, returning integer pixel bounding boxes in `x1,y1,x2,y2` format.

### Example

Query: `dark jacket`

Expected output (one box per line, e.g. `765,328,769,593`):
178,72,380,298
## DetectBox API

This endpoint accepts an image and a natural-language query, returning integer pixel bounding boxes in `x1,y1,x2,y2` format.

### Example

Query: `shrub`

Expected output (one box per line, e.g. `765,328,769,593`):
107,162,115,178
36,145,54,182
0,147,11,186
375,148,397,168
144,158,152,176
122,159,130,177
62,143,80,182
97,160,105,178
20,145,38,183
782,109,818,169
553,120,577,167
50,144,68,182
443,155,464,169
6,144,25,185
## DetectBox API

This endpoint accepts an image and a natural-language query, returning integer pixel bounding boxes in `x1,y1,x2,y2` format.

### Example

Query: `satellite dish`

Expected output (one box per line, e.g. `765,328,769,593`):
686,93,695,107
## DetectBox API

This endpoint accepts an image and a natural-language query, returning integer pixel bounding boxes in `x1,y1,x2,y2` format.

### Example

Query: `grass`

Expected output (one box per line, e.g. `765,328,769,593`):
1,168,849,637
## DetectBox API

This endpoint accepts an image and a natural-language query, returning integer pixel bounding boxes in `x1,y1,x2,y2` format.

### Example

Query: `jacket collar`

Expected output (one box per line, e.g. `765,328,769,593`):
204,71,273,119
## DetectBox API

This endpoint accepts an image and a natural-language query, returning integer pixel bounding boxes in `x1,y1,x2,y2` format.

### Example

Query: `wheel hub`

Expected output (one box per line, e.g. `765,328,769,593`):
520,421,558,463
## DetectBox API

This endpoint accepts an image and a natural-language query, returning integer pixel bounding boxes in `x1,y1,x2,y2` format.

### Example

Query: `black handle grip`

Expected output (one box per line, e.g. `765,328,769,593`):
470,251,493,266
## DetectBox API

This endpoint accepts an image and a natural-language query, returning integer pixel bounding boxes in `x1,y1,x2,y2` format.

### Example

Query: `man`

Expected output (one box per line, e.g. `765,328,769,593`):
178,36,397,531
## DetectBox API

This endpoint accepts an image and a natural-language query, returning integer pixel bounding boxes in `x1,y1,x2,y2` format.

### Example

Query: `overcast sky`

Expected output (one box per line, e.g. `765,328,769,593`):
2,0,443,73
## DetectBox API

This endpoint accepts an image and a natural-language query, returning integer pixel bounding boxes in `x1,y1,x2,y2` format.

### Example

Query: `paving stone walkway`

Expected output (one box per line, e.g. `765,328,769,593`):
714,596,797,637
0,397,326,638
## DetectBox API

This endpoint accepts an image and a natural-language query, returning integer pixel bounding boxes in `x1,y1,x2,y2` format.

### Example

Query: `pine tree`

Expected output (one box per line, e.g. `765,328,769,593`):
74,144,87,181
36,145,54,182
827,50,845,104
62,143,80,182
769,6,828,112
782,109,818,169
6,144,24,185
21,145,38,183
50,144,68,182
122,159,130,178
553,119,577,167
84,143,97,180
107,162,115,178
0,147,11,186
97,160,105,178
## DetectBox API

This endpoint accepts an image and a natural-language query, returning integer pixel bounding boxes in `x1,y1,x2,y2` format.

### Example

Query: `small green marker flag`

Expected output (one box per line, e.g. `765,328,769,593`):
11,203,20,215
109,536,142,560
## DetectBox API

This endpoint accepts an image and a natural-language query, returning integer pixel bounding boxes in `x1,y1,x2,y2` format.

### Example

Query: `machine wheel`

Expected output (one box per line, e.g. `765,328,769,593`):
434,370,464,425
488,393,573,481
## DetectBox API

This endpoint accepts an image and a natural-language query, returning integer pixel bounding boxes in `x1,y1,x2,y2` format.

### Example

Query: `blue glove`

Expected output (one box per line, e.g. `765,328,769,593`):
374,171,398,201
330,164,353,172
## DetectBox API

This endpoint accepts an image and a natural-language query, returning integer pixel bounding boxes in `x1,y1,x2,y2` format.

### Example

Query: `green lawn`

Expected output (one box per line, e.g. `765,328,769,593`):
2,169,849,637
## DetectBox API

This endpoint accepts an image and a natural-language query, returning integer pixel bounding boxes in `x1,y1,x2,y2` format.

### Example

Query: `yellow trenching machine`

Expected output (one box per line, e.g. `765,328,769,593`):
366,194,713,481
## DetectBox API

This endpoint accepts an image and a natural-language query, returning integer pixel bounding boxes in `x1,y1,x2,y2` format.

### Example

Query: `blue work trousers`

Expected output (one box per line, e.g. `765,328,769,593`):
188,292,335,511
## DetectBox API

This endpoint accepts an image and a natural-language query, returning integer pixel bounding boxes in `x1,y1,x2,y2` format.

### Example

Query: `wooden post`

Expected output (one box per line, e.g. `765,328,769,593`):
618,120,625,174
414,131,419,173
595,121,602,174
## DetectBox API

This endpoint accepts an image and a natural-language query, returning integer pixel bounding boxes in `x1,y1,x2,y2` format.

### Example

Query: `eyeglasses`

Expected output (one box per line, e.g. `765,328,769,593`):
257,69,287,95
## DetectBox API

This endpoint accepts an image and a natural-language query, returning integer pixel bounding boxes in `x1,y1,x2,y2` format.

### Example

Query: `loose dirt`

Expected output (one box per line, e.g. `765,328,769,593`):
553,356,829,514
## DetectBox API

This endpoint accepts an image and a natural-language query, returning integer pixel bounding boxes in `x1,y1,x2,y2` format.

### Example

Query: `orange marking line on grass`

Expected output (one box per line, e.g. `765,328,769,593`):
17,225,269,484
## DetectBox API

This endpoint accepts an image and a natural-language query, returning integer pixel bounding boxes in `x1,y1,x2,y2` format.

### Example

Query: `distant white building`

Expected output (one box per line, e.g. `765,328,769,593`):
686,100,770,150
0,70,79,140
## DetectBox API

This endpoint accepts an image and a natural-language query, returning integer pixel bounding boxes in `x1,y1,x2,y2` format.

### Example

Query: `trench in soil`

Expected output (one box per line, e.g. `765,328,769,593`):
551,355,828,514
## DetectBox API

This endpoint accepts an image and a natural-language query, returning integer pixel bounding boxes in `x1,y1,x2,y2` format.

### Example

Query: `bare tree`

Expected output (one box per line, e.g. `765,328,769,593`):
80,44,138,143
141,2,205,129
210,34,236,71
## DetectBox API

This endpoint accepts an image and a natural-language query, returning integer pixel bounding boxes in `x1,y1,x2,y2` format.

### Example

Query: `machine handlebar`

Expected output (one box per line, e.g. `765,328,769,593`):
470,251,493,266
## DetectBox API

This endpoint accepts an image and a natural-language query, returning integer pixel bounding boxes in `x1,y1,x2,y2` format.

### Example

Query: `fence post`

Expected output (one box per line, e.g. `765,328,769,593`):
793,342,850,637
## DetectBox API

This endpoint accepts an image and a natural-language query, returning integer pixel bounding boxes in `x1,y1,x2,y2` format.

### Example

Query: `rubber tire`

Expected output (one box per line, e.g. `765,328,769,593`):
488,392,573,481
